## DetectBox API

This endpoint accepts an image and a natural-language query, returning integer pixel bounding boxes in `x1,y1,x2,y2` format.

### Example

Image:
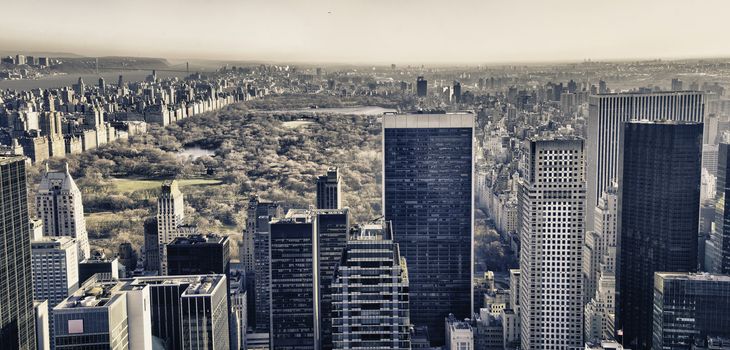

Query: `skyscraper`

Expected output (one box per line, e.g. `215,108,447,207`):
52,279,131,350
31,236,79,309
331,221,411,350
36,164,91,260
243,195,282,273
269,209,319,350
583,187,618,305
518,137,586,349
706,143,730,274
416,76,427,97
617,121,702,349
453,81,462,103
671,78,683,91
316,208,350,350
166,234,230,276
118,274,229,350
156,180,185,275
249,196,282,332
316,167,342,210
383,112,474,346
179,276,230,350
652,272,730,350
584,188,619,342
0,156,36,350
586,91,704,229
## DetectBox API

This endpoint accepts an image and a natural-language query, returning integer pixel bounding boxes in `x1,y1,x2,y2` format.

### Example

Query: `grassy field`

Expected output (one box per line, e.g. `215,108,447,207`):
110,178,222,193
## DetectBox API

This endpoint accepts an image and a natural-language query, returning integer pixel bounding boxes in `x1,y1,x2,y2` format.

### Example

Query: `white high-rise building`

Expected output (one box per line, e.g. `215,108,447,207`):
31,236,79,308
586,91,704,229
518,137,585,349
156,180,185,275
36,164,90,260
582,187,618,305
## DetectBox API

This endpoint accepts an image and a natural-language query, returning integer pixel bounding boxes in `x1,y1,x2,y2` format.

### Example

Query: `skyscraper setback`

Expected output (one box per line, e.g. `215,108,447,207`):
518,137,586,349
0,156,36,350
586,91,704,229
36,164,91,260
156,180,185,275
383,112,474,346
617,121,702,349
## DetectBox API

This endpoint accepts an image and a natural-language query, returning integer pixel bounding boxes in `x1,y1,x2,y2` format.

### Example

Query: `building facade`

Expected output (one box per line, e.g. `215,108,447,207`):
383,112,474,346
518,137,585,349
586,91,704,229
652,272,730,350
156,180,185,275
331,222,410,350
166,234,230,276
36,164,91,260
316,167,342,210
706,143,730,274
31,236,79,309
316,208,350,350
246,195,282,331
269,209,319,350
0,156,36,350
617,121,702,349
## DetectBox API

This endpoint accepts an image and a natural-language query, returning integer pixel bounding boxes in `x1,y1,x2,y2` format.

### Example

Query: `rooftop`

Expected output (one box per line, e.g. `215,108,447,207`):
0,155,26,165
592,90,703,97
55,280,122,310
656,271,730,282
121,274,225,296
169,233,227,245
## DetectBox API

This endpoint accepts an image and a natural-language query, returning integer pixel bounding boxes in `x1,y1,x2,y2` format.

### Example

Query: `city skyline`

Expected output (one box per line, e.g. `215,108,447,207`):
2,0,730,64
3,9,730,347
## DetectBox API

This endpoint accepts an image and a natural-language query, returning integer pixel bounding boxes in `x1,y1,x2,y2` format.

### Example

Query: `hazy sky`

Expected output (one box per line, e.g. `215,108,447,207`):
1,0,729,64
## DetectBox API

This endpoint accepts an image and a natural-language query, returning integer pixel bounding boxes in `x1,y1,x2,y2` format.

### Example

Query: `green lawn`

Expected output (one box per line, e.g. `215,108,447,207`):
110,178,223,193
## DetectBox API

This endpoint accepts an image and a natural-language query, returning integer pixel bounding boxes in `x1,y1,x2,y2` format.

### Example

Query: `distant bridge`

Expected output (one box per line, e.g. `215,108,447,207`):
93,59,209,74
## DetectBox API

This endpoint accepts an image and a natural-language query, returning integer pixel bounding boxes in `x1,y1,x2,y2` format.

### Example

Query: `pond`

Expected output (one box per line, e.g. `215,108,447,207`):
178,146,215,159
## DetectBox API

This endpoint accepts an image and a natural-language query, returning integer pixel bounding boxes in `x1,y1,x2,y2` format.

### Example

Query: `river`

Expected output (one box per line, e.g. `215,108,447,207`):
0,70,189,90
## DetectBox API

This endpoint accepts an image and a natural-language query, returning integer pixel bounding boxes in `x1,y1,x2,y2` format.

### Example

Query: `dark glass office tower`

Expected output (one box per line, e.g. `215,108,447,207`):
166,234,230,276
617,121,702,350
269,209,319,350
706,143,730,273
244,195,282,331
0,156,36,350
316,208,349,350
383,112,474,346
652,272,730,350
316,167,342,210
416,76,427,97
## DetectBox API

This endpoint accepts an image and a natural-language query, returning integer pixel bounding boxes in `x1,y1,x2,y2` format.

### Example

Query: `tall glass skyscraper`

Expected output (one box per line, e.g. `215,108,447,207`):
269,209,319,350
0,156,36,350
617,121,702,350
316,208,350,350
383,112,474,346
652,272,730,350
586,91,704,229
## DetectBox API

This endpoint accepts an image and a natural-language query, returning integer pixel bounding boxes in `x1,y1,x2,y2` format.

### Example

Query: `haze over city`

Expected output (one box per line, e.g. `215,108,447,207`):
3,0,730,63
2,2,730,350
